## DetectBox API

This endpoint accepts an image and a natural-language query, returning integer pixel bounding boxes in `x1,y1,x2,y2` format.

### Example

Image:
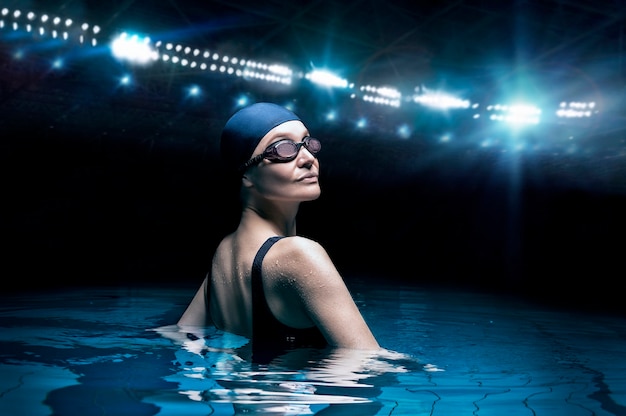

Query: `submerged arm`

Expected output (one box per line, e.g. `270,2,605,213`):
178,274,210,327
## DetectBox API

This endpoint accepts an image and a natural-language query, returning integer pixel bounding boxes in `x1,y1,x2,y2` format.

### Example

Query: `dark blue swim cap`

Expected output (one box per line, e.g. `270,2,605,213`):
220,102,301,173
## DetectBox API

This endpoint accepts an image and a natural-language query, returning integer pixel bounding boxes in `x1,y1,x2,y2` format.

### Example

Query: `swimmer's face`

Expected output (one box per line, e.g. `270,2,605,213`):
243,120,321,202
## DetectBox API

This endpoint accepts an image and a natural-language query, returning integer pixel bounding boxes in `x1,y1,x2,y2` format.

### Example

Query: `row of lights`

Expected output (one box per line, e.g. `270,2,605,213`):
144,35,599,125
0,7,100,46
1,7,600,128
157,40,294,85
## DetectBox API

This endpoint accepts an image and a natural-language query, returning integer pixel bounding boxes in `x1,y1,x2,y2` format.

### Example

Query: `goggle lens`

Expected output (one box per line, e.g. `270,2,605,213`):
274,141,300,158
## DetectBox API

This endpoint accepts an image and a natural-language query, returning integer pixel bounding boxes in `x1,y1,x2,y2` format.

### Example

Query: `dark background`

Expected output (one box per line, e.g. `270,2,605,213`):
2,0,626,314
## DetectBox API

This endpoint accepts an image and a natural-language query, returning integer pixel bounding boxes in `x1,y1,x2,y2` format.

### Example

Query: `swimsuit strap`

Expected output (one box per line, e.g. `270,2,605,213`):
251,236,284,341
251,236,284,280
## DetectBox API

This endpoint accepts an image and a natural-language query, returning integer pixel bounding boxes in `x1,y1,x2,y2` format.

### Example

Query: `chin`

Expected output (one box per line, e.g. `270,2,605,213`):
302,189,321,201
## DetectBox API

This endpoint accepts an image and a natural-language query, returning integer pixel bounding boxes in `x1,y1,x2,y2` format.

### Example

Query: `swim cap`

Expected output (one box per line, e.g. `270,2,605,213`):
220,102,301,173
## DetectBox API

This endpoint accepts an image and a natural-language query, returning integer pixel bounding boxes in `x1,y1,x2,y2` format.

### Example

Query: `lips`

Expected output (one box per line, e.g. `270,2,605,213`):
297,173,318,181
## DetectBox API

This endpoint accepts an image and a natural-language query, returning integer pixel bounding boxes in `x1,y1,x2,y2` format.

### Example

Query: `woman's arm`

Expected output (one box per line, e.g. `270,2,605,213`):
177,275,210,327
268,237,380,350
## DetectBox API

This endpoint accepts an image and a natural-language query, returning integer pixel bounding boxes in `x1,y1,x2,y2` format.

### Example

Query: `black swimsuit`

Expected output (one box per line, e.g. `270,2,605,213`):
251,236,327,362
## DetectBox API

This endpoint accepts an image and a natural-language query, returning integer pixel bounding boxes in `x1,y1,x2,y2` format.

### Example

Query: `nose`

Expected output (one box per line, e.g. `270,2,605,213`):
297,145,316,167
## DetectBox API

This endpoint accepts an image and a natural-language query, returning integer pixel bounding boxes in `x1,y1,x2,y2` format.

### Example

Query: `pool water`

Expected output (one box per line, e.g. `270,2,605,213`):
1,280,625,415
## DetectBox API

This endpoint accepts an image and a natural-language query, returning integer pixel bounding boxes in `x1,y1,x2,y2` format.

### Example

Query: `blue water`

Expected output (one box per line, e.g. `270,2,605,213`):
1,280,625,415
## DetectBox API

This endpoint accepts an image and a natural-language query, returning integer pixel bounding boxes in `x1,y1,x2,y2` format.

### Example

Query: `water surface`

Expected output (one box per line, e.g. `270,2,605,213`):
1,280,625,415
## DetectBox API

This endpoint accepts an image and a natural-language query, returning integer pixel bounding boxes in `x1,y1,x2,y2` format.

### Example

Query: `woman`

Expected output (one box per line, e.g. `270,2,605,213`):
178,102,379,359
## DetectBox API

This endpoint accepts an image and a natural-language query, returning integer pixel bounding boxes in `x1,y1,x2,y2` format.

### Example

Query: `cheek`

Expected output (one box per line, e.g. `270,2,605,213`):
254,167,293,194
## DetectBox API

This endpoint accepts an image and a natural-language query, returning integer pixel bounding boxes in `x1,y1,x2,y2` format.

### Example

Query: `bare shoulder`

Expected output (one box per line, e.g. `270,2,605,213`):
272,235,330,266
264,236,342,289
278,235,325,253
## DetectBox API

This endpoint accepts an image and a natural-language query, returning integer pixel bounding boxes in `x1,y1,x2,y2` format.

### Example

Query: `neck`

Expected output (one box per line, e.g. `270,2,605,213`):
240,201,299,237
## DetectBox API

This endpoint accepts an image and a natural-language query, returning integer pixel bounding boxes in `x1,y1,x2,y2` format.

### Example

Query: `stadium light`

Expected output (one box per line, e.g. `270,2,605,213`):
111,32,158,65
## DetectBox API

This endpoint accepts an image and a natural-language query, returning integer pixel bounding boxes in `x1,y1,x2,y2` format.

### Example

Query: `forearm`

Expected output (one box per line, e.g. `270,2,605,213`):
177,277,210,326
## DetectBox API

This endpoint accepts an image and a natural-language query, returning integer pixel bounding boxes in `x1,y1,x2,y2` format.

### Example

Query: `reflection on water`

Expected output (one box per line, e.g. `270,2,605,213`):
155,324,433,415
1,284,625,415
0,286,439,416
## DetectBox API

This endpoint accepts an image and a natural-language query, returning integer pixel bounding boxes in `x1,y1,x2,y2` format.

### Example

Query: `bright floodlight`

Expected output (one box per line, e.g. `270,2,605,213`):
487,103,541,125
111,32,158,65
414,90,470,110
360,85,401,107
556,101,596,118
306,69,348,88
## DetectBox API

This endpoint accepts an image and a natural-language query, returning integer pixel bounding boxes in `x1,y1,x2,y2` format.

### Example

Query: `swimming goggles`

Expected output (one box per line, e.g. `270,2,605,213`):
239,136,321,172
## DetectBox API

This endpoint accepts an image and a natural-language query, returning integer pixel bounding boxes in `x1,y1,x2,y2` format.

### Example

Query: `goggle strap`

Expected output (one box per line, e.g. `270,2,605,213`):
239,154,264,172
